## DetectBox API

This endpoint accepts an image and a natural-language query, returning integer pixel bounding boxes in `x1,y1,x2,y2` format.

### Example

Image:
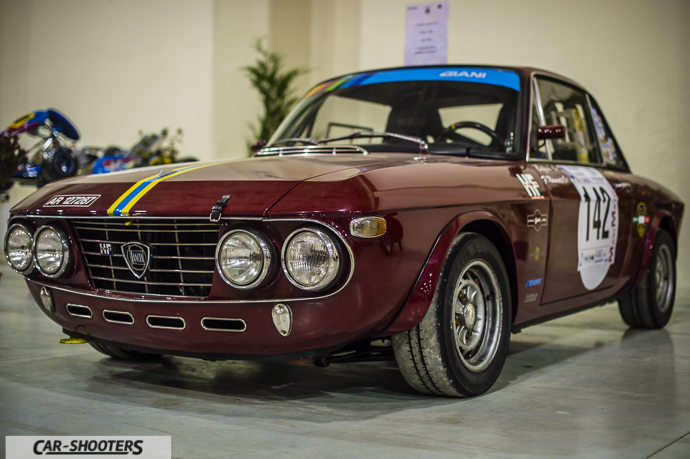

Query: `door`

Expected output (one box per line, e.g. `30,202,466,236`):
529,76,633,304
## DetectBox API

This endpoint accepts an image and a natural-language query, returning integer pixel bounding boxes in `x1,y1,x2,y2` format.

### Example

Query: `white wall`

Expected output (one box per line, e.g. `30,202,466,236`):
212,0,269,159
0,0,214,159
358,0,690,295
1,0,688,296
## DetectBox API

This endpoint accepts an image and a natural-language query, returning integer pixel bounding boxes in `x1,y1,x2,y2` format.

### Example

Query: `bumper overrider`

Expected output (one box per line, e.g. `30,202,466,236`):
8,215,400,360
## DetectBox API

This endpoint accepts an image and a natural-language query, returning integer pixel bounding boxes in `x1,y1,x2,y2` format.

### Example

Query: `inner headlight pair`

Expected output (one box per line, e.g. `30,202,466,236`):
216,227,341,292
4,223,71,278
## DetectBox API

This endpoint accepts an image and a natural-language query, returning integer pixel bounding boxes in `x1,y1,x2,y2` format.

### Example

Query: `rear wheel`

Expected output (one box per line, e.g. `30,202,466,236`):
618,228,676,329
393,233,512,397
89,342,162,361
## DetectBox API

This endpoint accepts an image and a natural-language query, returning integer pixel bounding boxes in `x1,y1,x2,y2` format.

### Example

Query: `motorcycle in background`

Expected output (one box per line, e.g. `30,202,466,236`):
2,108,83,187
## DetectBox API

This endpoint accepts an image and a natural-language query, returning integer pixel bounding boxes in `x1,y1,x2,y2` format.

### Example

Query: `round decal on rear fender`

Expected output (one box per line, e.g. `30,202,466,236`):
558,166,619,290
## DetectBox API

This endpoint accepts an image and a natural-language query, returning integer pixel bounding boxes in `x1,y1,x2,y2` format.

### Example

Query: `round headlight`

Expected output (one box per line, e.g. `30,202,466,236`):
282,228,341,291
4,223,34,274
33,226,71,278
216,228,273,289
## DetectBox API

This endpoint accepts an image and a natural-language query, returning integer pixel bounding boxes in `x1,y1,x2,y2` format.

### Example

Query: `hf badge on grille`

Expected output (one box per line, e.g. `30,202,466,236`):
121,242,152,279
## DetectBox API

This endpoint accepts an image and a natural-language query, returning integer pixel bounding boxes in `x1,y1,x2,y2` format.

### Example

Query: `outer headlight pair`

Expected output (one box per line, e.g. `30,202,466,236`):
4,223,71,278
216,226,342,292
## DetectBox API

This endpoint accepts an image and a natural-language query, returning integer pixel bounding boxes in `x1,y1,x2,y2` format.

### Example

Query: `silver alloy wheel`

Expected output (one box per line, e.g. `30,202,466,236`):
452,259,503,373
655,245,674,313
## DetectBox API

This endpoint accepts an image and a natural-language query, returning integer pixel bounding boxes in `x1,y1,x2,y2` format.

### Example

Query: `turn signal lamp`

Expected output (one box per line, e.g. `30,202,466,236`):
350,216,387,239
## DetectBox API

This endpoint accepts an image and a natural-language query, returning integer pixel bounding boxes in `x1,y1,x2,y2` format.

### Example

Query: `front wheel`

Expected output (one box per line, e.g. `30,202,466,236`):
618,228,676,329
393,233,512,397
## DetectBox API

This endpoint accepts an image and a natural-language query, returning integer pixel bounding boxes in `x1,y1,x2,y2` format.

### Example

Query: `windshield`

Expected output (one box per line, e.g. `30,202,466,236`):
269,67,521,155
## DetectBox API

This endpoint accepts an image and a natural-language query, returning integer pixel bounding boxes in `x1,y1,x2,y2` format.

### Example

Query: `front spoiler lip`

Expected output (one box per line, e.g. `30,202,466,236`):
64,329,350,361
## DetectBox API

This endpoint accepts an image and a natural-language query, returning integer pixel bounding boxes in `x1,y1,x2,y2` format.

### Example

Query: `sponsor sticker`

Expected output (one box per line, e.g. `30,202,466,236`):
526,278,542,287
529,246,542,261
524,293,539,303
5,436,171,459
558,166,619,290
591,107,618,164
527,209,548,232
517,174,545,199
44,195,100,208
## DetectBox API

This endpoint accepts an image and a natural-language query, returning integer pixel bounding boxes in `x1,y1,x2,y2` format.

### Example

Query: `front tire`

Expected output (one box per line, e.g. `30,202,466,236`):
393,233,512,397
618,228,676,329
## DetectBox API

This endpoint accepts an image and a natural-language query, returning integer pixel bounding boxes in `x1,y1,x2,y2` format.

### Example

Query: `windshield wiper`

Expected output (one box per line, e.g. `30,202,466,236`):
319,131,429,153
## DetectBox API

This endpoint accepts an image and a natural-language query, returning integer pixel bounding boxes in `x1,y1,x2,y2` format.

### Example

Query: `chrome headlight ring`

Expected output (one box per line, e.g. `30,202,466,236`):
281,227,342,292
32,225,71,278
4,222,35,275
216,227,274,289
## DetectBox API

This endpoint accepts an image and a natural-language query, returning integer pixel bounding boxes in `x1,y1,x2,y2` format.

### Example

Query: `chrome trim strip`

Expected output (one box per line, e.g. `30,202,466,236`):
146,315,187,331
102,309,135,325
82,251,124,257
73,226,217,233
89,275,212,287
21,217,356,304
66,303,93,319
79,238,215,247
201,317,247,332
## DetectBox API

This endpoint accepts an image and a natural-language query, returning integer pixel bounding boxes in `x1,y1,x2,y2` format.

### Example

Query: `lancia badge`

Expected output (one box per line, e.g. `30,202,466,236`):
121,242,152,279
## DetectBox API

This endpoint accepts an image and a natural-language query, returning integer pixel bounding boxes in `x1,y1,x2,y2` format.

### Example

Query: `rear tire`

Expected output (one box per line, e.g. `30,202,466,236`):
393,233,512,397
89,342,162,361
618,228,676,329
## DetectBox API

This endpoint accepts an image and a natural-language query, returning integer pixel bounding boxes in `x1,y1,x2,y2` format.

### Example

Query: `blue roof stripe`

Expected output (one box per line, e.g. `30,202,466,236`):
339,67,520,91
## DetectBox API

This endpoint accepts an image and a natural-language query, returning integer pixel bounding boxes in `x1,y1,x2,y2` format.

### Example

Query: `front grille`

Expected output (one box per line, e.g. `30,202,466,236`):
72,220,219,297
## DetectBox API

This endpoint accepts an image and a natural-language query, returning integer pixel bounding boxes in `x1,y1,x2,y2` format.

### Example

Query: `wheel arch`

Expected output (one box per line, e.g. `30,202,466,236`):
636,210,678,285
382,211,517,335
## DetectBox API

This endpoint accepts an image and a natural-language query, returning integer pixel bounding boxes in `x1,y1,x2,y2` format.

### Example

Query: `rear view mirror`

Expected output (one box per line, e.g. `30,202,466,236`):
536,125,565,140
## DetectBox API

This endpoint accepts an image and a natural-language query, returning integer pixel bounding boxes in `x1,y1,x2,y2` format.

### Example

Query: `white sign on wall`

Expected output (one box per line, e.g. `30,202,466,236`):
405,2,449,66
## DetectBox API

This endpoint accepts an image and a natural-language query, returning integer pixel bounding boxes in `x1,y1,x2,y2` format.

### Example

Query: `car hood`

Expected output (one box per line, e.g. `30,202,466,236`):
11,154,425,217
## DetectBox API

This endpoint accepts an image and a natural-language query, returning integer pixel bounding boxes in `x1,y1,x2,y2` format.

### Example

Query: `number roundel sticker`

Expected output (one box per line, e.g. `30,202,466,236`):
558,166,619,290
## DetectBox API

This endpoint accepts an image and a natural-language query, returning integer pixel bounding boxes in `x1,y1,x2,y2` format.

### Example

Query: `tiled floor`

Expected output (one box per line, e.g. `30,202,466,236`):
1,262,688,458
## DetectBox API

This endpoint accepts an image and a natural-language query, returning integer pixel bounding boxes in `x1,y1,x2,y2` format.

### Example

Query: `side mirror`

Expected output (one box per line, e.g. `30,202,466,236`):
536,125,566,140
251,140,267,152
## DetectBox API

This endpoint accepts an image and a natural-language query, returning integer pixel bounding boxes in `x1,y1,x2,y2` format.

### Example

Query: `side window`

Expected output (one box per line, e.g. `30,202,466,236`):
532,78,600,164
589,98,627,170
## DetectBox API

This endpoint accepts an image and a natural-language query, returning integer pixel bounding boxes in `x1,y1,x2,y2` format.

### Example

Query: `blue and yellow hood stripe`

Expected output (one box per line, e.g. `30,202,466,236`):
107,161,236,217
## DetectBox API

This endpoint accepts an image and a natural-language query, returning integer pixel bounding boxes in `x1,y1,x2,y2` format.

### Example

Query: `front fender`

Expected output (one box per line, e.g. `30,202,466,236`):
382,210,513,335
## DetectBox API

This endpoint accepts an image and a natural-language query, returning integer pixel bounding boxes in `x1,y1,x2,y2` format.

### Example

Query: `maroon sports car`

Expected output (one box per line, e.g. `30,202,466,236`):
4,66,683,397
